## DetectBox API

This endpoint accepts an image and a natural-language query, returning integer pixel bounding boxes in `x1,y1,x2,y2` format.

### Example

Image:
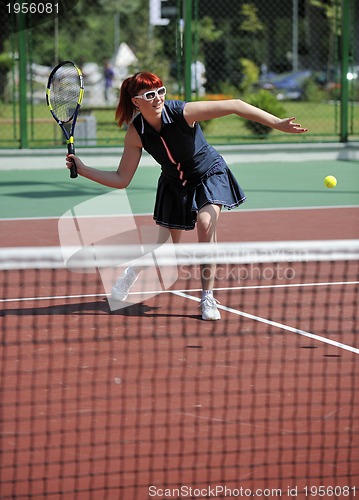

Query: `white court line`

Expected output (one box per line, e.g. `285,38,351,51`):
1,205,359,222
2,279,359,304
2,281,358,355
212,280,359,292
172,290,359,355
0,293,107,303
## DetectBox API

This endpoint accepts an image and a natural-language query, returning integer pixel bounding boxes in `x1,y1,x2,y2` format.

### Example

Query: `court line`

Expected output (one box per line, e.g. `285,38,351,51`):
1,205,358,222
2,278,359,304
2,279,358,354
0,293,107,303
171,290,359,355
2,279,359,304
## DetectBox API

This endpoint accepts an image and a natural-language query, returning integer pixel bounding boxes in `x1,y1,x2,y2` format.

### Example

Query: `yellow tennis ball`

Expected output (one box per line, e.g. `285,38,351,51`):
324,175,337,188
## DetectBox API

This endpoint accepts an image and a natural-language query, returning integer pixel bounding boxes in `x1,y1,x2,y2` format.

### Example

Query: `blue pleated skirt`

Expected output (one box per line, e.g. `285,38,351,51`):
153,162,246,230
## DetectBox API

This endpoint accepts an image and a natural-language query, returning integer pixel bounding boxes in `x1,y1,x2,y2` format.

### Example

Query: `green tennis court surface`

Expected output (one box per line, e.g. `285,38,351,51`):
0,159,358,219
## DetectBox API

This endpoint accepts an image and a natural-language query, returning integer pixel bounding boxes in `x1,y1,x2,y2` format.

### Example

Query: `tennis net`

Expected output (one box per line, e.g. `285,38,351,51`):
1,240,358,499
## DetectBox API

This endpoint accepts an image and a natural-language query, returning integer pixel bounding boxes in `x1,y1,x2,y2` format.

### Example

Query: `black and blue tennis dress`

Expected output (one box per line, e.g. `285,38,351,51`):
132,100,246,230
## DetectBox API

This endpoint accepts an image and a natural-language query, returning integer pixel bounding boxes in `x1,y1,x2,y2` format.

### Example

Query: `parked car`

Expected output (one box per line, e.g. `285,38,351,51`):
258,70,312,100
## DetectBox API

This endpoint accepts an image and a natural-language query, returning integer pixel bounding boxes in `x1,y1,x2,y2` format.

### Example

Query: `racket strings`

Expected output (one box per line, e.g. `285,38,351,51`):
50,65,81,123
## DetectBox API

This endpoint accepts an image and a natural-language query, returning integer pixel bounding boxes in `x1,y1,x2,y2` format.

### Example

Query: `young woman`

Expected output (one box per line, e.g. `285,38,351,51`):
66,71,307,320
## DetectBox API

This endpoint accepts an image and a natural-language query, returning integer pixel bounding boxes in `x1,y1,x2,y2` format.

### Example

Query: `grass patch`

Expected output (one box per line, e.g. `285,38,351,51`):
0,100,358,149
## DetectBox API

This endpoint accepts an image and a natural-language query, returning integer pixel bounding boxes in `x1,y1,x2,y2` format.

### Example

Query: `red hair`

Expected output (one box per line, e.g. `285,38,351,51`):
115,72,163,127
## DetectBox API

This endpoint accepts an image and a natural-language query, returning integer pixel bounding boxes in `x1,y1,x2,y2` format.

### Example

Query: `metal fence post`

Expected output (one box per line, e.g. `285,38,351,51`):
183,0,192,102
340,0,350,143
18,11,28,149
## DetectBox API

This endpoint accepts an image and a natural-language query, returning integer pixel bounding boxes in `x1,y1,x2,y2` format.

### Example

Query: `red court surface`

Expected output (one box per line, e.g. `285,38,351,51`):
1,206,359,247
1,208,358,499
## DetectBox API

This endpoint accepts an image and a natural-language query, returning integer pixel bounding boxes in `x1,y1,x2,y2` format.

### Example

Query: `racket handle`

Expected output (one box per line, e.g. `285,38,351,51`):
67,142,78,179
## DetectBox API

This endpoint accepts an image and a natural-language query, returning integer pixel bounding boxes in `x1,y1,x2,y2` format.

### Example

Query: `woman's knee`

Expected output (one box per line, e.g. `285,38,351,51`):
197,204,221,242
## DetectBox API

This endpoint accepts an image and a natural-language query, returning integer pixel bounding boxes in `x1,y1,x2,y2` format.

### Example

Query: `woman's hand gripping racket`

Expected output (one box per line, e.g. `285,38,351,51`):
46,61,84,178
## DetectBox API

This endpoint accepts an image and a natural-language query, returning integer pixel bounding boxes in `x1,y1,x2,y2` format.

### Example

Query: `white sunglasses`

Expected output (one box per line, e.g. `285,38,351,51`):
134,86,166,101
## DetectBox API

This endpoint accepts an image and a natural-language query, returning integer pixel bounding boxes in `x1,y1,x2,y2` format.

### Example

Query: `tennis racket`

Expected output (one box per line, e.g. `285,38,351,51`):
46,60,84,178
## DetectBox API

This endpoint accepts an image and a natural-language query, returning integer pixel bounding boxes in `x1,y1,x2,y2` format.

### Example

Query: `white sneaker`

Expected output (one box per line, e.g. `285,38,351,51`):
111,267,138,301
200,295,221,321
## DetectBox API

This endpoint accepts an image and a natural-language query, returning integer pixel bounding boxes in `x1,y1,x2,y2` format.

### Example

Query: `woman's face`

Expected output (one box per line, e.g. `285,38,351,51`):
132,86,166,117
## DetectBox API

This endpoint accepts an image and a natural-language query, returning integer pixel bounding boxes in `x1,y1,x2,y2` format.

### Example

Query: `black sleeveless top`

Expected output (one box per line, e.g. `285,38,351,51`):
132,100,224,186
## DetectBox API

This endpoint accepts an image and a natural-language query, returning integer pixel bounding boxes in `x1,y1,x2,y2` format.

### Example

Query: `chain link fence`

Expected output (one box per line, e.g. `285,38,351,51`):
189,0,358,143
0,0,358,148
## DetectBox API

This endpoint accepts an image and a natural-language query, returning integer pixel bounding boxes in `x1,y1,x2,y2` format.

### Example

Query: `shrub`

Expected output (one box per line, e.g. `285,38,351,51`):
0,53,13,102
239,58,260,94
242,89,286,136
302,77,326,102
